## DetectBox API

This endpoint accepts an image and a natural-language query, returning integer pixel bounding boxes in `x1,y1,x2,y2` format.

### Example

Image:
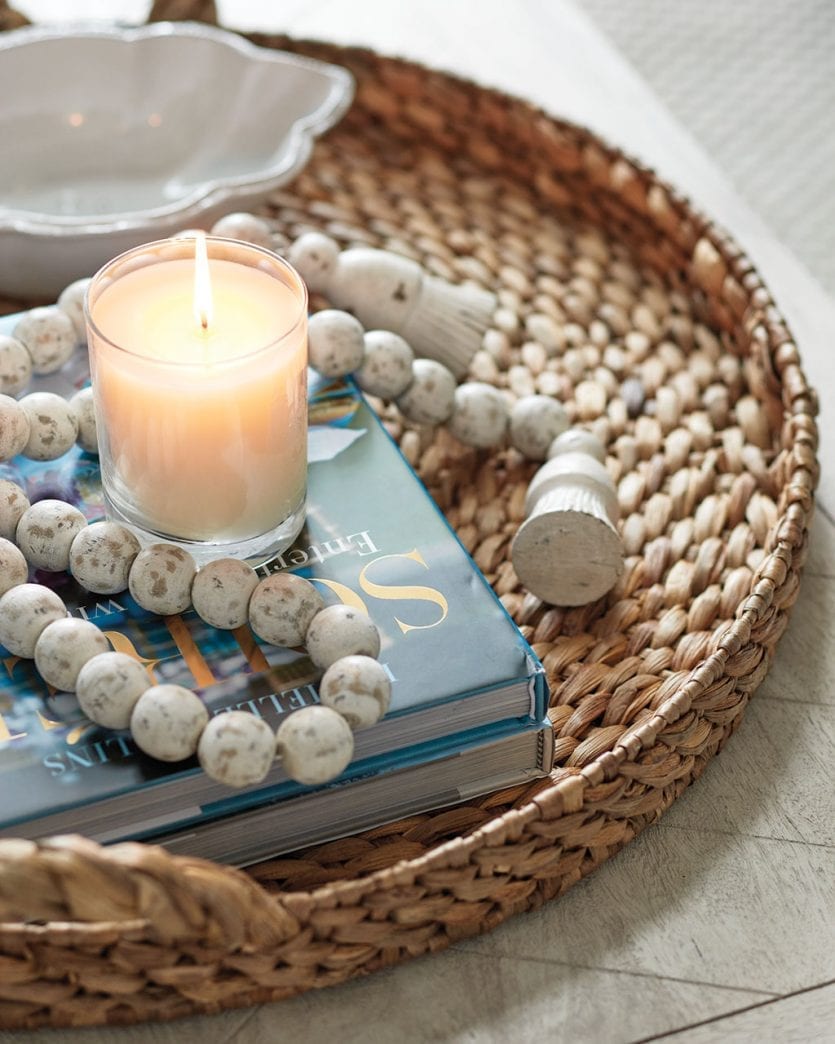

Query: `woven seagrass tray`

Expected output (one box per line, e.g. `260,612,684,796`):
0,0,819,1030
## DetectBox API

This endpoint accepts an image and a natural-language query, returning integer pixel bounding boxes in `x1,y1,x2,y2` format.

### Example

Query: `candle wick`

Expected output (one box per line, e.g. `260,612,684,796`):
193,232,214,334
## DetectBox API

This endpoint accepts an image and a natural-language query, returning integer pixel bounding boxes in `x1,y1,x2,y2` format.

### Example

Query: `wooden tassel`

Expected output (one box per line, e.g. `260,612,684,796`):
512,450,624,606
288,234,496,378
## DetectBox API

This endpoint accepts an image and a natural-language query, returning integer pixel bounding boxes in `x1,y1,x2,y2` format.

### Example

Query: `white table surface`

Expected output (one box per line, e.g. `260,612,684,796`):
6,2,835,1041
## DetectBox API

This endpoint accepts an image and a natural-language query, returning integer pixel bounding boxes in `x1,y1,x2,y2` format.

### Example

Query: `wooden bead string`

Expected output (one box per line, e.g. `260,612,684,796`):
1,219,626,604
0,211,625,791
0,505,391,790
0,216,565,466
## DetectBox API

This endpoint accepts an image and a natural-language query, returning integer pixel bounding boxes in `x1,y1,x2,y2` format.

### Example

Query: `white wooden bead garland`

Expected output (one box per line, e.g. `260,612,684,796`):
13,306,76,375
76,652,152,730
0,334,33,396
275,705,355,786
69,387,98,453
0,480,391,791
0,394,29,460
396,359,456,426
34,617,110,692
128,544,196,616
0,537,27,597
0,478,29,540
0,210,628,791
0,583,67,657
56,278,92,345
16,499,86,571
287,233,496,378
191,558,259,630
511,429,625,606
69,521,141,595
0,223,552,469
197,711,277,788
319,655,392,728
19,392,79,461
130,684,209,763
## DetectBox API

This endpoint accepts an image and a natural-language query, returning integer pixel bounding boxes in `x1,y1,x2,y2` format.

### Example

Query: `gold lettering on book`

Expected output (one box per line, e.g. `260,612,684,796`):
35,710,92,746
1,657,29,741
36,710,63,730
163,616,216,688
309,577,369,615
233,625,270,672
101,630,159,683
359,549,449,634
0,713,26,743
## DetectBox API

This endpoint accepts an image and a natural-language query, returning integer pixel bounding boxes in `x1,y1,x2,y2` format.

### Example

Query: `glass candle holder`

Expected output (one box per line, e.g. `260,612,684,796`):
85,236,308,563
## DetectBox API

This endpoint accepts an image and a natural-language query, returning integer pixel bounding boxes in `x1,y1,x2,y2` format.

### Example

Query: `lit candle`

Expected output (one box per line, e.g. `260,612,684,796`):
85,236,308,558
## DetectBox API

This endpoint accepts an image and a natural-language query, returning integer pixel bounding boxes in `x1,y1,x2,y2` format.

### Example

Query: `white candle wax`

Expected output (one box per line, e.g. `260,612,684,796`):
87,244,307,543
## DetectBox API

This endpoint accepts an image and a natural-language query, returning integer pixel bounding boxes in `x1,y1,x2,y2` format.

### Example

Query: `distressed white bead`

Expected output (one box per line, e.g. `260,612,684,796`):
69,521,141,595
448,382,509,449
76,651,150,729
192,558,258,630
12,306,76,375
19,392,78,461
319,655,391,729
34,617,110,692
0,335,33,396
509,395,569,461
308,309,365,378
548,427,606,462
0,480,30,541
130,684,209,762
198,711,276,787
0,537,27,596
211,212,273,248
356,330,414,399
57,277,91,344
275,705,354,785
248,573,324,647
16,500,87,572
286,232,340,293
0,583,66,657
0,395,30,461
395,358,456,426
69,387,98,453
305,604,381,670
128,544,196,615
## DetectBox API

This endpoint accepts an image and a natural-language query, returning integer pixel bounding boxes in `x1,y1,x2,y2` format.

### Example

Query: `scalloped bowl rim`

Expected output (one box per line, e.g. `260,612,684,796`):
0,21,355,238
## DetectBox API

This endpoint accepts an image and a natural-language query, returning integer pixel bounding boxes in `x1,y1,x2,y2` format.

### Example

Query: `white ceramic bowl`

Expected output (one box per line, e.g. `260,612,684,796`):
0,22,354,299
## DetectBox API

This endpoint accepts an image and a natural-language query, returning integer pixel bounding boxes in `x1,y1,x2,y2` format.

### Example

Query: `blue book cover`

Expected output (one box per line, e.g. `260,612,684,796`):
0,310,550,851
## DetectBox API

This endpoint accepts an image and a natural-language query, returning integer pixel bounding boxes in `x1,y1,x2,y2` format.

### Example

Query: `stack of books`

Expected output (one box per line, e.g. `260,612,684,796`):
0,312,552,867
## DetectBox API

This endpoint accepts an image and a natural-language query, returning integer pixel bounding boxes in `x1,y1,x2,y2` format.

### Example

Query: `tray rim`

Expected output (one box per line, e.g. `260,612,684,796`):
0,11,819,1031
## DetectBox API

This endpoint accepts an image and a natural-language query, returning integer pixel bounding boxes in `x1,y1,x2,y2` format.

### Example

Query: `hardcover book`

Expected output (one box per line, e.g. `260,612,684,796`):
0,311,552,865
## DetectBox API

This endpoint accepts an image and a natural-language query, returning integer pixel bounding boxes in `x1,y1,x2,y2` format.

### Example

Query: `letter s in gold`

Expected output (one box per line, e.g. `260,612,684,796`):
359,550,448,635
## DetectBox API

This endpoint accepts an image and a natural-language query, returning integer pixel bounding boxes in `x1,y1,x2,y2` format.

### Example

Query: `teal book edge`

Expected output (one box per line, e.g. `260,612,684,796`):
128,717,551,846
0,310,549,841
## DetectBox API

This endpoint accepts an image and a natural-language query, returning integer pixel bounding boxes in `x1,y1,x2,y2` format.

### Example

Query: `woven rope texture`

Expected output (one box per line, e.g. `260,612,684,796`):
0,0,819,1029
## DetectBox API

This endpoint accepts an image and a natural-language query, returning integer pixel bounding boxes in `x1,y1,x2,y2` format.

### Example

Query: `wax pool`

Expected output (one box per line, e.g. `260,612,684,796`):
88,256,307,543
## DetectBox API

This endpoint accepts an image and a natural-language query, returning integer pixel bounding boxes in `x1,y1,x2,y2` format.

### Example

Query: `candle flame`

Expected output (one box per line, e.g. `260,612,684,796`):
193,232,213,332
